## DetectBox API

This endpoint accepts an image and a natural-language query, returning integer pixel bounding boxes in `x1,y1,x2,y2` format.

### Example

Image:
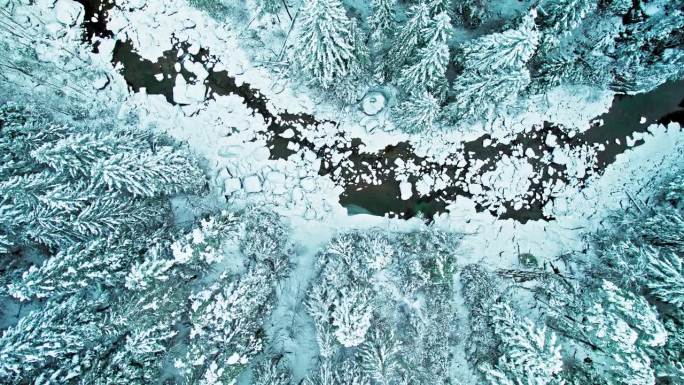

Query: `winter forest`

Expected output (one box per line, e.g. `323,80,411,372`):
0,0,683,384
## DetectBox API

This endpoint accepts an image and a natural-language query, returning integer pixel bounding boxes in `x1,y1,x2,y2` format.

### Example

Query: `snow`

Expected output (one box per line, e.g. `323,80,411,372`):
55,0,83,26
9,0,683,383
361,91,387,116
173,74,206,105
399,181,413,200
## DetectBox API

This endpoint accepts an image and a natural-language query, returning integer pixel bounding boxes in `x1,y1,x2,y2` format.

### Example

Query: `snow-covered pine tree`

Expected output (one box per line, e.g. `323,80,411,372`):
393,91,441,133
646,249,684,307
240,208,292,276
446,68,531,124
0,291,107,384
539,0,596,39
331,286,373,347
329,18,371,103
0,101,205,252
369,0,397,44
549,280,668,385
443,10,539,125
427,0,452,15
535,51,601,88
179,265,275,384
0,216,207,385
8,237,131,300
454,0,490,28
460,264,502,365
398,12,452,96
29,130,150,179
255,0,281,15
480,302,564,385
293,0,362,89
461,10,540,72
386,1,432,78
91,146,205,198
252,357,292,385
606,0,633,16
368,0,398,81
358,326,405,385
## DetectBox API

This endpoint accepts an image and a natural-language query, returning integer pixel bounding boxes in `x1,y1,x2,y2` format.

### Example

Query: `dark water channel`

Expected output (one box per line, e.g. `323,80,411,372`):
75,0,684,223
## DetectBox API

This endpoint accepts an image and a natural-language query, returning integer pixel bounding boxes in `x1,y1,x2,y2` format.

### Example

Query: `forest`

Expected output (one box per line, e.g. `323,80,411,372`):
0,0,683,384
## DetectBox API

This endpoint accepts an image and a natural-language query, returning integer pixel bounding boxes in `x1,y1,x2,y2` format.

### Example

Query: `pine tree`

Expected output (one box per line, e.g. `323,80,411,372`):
386,2,432,77
398,12,452,95
91,146,205,198
454,0,490,28
331,287,373,347
549,280,668,385
393,91,441,133
240,208,292,276
446,69,531,123
252,357,292,385
293,0,362,89
461,10,540,72
29,130,150,179
369,0,397,44
256,0,281,15
480,302,564,385
460,264,501,365
8,238,128,300
646,250,684,307
329,19,371,103
444,11,538,125
0,101,205,251
539,0,596,37
0,292,107,384
358,327,405,385
427,0,452,15
179,266,275,384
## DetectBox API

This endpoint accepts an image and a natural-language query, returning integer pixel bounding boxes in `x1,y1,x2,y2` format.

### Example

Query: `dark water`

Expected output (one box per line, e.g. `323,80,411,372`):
76,1,684,223
73,0,115,53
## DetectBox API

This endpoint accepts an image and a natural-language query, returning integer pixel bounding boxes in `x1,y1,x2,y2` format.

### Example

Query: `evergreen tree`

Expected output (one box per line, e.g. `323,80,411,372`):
0,102,204,252
460,264,501,366
393,91,441,133
454,0,490,28
332,286,373,347
386,2,432,78
444,10,538,125
539,0,596,38
358,327,405,385
293,0,363,89
480,302,564,385
0,291,107,384
256,0,281,15
179,266,275,384
398,12,452,96
646,250,684,307
252,357,292,385
369,0,397,43
446,69,531,124
461,10,539,72
91,146,205,198
549,280,668,385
